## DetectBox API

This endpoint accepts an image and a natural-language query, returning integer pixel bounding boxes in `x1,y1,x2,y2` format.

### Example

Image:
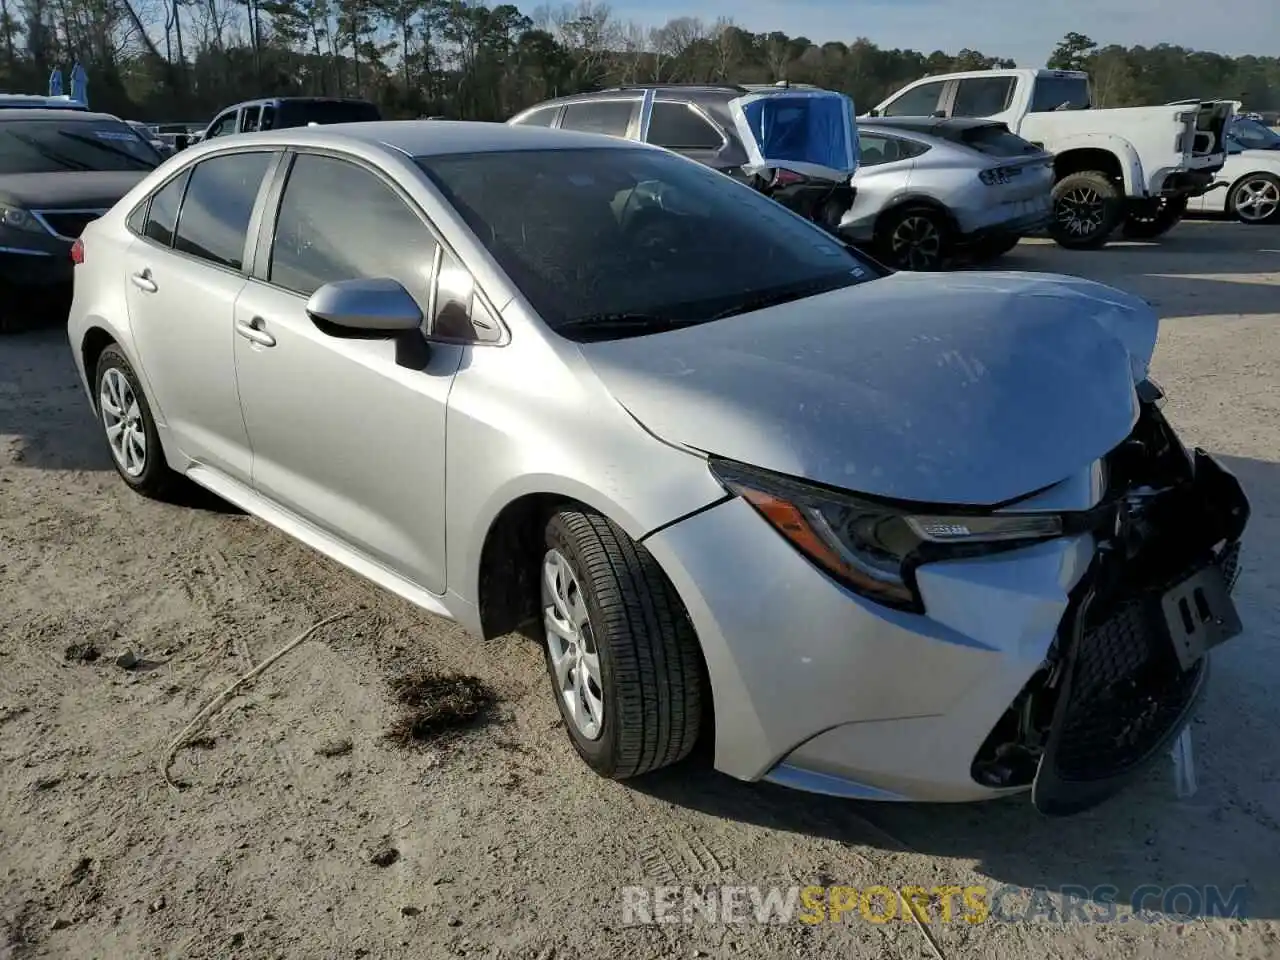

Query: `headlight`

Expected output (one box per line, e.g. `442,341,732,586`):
0,205,47,234
709,458,1064,611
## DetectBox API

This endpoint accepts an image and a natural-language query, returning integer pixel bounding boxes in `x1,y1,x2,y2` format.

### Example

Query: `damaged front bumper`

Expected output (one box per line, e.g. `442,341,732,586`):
973,404,1251,815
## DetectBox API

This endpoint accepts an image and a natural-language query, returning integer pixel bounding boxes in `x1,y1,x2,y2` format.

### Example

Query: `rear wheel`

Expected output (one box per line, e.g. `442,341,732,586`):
875,206,950,271
1049,171,1124,249
1227,173,1280,225
1121,196,1187,239
540,508,703,779
94,344,177,498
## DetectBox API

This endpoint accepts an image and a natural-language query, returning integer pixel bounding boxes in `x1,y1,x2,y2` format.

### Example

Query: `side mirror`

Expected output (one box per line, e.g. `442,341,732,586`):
306,277,424,336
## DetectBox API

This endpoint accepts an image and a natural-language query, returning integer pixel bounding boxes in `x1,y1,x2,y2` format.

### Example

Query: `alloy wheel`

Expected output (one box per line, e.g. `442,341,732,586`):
1234,177,1280,223
890,215,943,270
1056,187,1105,238
99,367,147,478
542,548,604,740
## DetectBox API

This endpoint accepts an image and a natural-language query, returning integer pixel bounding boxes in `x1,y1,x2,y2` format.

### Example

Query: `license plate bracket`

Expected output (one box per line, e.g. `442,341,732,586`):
1160,564,1242,671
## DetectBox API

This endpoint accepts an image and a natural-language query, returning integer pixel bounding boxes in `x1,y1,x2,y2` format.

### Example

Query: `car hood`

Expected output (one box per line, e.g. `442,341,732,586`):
0,170,150,209
578,270,1159,506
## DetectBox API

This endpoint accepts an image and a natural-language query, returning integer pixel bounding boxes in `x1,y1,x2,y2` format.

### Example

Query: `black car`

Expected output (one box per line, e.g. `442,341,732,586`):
0,108,162,331
200,97,382,143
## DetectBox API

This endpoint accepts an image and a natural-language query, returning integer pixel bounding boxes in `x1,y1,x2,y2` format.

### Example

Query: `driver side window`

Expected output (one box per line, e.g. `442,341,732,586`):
268,153,439,306
882,81,946,118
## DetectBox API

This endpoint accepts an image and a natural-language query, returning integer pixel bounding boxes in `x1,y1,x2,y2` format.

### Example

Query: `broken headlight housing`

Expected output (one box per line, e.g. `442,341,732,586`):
709,458,1065,612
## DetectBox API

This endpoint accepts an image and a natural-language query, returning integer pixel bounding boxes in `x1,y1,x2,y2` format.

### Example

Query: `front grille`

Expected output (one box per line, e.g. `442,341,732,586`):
34,210,105,240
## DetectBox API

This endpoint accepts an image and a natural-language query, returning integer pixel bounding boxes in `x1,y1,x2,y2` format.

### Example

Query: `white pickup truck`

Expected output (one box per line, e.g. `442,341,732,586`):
865,69,1235,248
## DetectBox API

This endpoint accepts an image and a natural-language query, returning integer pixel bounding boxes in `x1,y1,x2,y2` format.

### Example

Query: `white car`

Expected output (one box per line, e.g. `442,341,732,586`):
1189,118,1280,224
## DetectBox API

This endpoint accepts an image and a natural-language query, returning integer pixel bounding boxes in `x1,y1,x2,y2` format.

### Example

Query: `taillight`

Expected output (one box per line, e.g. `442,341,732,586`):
771,168,807,187
979,167,1015,186
70,237,84,264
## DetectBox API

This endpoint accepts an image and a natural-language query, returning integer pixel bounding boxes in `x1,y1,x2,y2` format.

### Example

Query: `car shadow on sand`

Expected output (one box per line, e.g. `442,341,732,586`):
631,452,1280,923
0,326,239,514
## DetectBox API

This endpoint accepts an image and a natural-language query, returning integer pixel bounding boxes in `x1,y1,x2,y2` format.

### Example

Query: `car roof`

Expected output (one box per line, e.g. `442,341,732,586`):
197,120,659,157
225,96,376,109
0,108,123,123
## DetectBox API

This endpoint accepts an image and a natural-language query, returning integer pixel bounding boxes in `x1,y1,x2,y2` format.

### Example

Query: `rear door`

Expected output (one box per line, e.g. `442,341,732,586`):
122,149,279,481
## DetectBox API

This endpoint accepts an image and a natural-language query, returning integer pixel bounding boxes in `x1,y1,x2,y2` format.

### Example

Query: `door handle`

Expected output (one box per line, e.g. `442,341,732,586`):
235,316,276,348
130,270,157,293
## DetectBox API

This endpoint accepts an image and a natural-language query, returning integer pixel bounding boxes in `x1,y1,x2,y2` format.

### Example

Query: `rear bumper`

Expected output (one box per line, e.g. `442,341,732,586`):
955,206,1051,247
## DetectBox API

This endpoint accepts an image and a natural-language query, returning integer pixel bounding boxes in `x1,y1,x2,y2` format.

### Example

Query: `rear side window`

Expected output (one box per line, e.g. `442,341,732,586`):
857,134,928,166
173,151,273,269
1030,76,1092,113
560,101,636,137
512,107,558,127
268,153,438,301
960,125,1044,157
882,81,946,117
141,169,189,246
647,102,723,150
951,78,1015,117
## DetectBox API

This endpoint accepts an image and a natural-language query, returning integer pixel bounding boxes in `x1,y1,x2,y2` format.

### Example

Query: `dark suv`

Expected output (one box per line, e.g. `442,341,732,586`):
200,97,382,143
508,84,754,178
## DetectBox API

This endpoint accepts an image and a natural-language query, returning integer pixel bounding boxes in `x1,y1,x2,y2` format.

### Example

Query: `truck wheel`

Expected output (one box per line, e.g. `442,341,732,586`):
1121,196,1188,240
1050,172,1124,249
1227,173,1280,225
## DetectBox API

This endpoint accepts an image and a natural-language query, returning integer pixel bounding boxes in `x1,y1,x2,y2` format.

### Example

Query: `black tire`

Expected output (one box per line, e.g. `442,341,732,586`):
969,234,1022,263
1227,172,1280,225
1121,195,1187,239
94,343,177,498
541,509,703,779
1049,171,1124,249
874,205,951,271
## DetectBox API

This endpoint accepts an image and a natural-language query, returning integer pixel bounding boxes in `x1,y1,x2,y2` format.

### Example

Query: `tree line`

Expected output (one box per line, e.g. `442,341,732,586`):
1,0,1277,126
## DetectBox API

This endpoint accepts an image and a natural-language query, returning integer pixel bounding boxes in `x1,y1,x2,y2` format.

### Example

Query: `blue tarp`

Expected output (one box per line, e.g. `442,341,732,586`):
728,89,860,182
48,68,63,97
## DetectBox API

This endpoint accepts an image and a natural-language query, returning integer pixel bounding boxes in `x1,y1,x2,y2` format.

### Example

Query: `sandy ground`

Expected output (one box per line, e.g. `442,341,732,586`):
3,219,1279,960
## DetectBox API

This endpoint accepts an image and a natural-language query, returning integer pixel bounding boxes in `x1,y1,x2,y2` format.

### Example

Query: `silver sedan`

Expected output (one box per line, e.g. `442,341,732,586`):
68,121,1249,816
842,118,1054,270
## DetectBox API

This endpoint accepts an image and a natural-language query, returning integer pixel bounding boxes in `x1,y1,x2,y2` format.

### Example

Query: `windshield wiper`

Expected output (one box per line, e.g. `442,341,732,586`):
707,278,847,321
6,131,93,171
555,312,705,337
57,130,157,168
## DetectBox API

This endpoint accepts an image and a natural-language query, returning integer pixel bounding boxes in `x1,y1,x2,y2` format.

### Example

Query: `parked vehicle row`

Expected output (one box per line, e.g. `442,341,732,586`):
507,84,1053,270
66,121,1251,816
865,68,1235,248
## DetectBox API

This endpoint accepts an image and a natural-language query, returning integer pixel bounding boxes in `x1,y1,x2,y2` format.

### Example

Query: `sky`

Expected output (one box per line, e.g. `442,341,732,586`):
613,0,1280,70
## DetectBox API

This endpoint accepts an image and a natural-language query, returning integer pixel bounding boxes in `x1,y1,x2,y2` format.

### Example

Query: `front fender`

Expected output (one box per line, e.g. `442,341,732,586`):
442,332,727,608
1052,135,1145,196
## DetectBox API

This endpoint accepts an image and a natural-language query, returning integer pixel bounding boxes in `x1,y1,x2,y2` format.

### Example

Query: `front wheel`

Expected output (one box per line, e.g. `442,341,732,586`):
541,509,704,779
1121,195,1188,240
1227,173,1280,225
1049,171,1124,249
875,206,950,271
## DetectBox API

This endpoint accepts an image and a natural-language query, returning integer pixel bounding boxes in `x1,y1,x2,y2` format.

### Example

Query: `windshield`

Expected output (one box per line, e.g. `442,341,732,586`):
1229,118,1280,150
1029,76,1092,113
0,118,160,174
416,147,877,339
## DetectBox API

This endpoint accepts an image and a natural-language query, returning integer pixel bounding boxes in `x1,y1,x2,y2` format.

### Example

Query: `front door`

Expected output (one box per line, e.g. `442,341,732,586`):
232,151,461,594
123,150,277,481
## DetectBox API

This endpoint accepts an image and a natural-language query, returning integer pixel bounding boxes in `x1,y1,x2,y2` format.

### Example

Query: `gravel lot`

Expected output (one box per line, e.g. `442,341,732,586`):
2,219,1278,960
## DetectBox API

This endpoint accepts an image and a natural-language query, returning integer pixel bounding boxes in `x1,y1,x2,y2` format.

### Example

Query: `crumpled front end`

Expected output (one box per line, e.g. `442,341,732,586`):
977,394,1249,815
